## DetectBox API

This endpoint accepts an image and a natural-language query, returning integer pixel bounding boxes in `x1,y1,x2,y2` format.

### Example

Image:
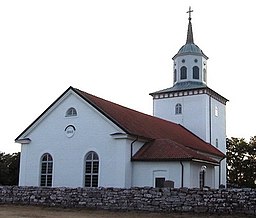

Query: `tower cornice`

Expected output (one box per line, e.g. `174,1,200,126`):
150,83,228,105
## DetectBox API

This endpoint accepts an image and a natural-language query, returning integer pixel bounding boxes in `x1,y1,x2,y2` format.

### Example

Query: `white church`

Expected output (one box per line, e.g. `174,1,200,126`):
15,9,228,189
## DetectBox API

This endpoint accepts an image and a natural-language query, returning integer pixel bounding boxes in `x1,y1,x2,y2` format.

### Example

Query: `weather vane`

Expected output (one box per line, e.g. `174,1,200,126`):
187,6,193,21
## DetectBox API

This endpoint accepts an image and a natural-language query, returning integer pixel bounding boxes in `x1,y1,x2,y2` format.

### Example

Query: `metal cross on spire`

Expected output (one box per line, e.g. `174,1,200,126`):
186,6,194,44
187,6,193,21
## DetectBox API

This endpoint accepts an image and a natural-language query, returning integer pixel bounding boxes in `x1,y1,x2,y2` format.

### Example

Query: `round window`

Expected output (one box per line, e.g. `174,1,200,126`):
65,125,76,138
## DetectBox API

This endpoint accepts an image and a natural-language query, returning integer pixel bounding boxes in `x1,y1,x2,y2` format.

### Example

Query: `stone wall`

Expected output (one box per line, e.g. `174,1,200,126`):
0,186,255,215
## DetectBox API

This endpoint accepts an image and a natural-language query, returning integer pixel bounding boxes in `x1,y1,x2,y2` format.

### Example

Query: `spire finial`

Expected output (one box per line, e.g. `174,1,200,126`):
186,6,194,44
187,6,193,21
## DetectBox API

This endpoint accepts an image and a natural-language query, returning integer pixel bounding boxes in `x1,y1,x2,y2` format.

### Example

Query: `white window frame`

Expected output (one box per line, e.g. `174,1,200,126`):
40,153,53,187
85,151,99,188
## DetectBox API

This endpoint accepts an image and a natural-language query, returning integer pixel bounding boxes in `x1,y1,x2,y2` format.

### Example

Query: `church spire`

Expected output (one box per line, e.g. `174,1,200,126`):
186,6,194,44
172,7,208,60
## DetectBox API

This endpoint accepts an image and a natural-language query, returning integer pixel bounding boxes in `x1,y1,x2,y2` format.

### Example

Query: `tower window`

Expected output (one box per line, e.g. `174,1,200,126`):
180,66,187,80
174,69,177,82
203,68,207,82
215,106,219,117
175,103,182,115
193,66,199,79
65,107,77,117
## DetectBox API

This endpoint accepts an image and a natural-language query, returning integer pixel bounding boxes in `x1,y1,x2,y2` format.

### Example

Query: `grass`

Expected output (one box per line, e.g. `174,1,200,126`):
0,205,254,218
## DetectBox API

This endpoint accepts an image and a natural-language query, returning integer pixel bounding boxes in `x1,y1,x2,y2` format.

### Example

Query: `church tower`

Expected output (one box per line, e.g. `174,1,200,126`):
150,7,228,187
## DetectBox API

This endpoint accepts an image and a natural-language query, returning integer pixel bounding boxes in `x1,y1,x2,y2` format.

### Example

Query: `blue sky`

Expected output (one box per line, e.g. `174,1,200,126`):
0,0,255,153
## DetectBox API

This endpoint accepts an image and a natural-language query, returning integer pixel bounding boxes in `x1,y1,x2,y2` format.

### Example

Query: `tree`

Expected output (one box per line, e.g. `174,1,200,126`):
0,152,20,185
227,137,256,188
246,136,256,187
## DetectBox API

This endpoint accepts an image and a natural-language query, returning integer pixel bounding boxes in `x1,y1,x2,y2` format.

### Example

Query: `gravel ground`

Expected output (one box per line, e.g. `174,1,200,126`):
0,205,254,218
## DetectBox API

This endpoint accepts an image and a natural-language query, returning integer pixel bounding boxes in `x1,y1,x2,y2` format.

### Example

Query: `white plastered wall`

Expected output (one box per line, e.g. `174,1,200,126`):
18,92,139,188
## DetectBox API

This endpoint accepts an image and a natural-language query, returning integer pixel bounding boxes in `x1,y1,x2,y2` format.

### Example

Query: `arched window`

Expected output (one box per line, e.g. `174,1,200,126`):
180,66,187,80
203,68,207,82
40,153,53,187
216,138,219,148
193,66,199,79
175,103,182,115
215,106,219,117
199,166,206,188
65,107,77,117
174,69,177,82
85,151,99,187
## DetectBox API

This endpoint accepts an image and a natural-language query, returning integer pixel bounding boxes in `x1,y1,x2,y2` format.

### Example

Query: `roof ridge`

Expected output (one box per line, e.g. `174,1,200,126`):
74,88,163,125
75,88,152,116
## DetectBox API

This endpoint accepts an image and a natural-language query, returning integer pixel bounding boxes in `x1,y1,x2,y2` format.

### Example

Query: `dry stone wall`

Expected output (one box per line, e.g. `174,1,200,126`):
0,186,255,215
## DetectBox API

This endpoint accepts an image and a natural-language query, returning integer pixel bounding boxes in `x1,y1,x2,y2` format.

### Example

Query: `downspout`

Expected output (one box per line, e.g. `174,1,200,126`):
209,96,212,144
218,156,226,188
130,136,139,161
180,161,184,187
152,95,155,116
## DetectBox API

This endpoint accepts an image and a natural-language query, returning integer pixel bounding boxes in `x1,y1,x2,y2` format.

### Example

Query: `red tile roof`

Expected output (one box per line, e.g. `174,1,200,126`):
74,87,225,161
132,139,218,164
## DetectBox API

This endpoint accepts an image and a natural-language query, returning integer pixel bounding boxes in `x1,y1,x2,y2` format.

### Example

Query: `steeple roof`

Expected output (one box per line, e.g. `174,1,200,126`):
173,8,208,60
186,11,194,44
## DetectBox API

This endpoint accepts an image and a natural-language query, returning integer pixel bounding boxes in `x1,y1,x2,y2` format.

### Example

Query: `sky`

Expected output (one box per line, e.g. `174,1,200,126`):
0,0,255,154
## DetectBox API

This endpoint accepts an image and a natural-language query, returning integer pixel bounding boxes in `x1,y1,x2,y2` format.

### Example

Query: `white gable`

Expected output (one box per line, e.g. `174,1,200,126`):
17,88,143,188
16,88,125,141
